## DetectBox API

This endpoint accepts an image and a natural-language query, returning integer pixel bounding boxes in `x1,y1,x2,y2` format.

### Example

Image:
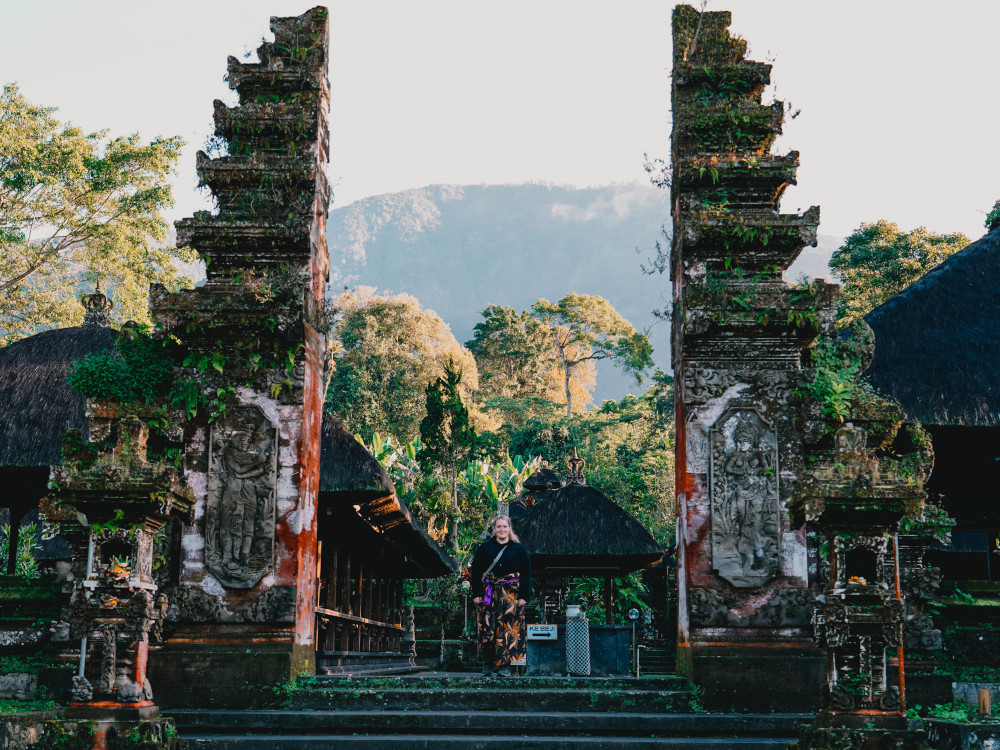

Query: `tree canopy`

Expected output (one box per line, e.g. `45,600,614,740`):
325,289,481,440
829,220,969,326
0,83,193,343
465,304,571,424
420,361,478,551
532,292,654,416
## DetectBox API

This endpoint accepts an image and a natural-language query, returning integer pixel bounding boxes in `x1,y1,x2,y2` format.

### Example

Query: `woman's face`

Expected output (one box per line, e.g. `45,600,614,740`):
494,518,511,542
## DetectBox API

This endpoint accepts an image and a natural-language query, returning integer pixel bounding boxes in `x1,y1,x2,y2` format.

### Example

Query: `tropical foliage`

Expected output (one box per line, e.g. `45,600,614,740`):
830,220,969,326
325,289,482,439
0,83,193,343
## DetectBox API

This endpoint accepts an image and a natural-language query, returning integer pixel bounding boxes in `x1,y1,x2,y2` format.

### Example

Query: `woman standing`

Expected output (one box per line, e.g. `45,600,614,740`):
471,515,531,677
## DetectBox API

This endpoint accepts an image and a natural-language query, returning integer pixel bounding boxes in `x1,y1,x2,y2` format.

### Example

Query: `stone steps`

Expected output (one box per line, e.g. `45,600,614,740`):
172,708,806,737
180,733,799,749
170,674,807,749
289,673,693,713
290,686,690,712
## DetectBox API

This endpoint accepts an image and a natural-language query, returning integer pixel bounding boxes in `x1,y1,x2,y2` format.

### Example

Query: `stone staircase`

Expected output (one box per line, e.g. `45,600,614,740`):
637,639,676,676
170,674,809,748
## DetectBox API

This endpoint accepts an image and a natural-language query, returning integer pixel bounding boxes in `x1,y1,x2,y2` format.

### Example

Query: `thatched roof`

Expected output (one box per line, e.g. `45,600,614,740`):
0,326,116,468
515,482,663,575
318,413,455,578
523,467,562,491
865,228,1000,427
318,413,395,499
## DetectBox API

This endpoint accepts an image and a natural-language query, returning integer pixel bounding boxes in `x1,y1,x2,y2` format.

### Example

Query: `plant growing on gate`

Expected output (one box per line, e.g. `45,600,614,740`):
0,522,42,579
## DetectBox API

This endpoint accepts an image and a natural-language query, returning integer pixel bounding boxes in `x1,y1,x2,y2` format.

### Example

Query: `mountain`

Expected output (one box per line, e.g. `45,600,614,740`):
327,183,840,403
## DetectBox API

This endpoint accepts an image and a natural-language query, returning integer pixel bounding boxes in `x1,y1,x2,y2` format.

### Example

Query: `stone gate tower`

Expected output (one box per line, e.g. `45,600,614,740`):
670,6,838,710
146,7,330,705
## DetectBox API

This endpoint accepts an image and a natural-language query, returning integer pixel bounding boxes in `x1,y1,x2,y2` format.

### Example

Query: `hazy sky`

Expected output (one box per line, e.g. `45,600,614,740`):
3,1,998,240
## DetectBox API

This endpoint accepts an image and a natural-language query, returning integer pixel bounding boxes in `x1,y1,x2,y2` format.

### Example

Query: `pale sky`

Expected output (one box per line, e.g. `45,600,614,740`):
2,1,998,240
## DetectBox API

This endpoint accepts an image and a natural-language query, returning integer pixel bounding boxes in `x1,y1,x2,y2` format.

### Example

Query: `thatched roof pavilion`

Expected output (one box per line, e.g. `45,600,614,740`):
516,481,663,576
318,413,455,579
0,323,116,573
864,227,1000,580
515,464,662,624
864,227,1000,427
0,325,116,469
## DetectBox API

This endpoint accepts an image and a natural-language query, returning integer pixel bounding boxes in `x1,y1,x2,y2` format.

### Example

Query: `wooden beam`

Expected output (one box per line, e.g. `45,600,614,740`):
314,607,404,632
604,577,614,625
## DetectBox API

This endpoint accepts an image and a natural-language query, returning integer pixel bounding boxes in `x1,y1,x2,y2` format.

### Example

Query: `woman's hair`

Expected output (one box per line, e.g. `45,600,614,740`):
492,514,520,543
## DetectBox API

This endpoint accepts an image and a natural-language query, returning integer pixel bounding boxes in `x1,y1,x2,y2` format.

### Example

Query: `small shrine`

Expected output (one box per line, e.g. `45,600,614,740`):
515,451,663,624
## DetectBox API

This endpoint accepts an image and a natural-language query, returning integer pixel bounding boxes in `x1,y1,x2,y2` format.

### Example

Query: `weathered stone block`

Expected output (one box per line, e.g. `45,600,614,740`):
0,673,36,700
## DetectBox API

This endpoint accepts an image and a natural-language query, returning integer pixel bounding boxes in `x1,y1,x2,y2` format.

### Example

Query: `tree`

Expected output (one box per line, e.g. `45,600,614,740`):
829,220,969,326
420,362,477,552
466,305,559,425
0,83,193,343
507,374,676,548
532,293,654,416
325,289,481,440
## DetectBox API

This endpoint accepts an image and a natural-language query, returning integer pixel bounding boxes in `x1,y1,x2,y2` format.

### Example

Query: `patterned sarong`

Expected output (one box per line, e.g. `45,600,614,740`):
477,573,526,668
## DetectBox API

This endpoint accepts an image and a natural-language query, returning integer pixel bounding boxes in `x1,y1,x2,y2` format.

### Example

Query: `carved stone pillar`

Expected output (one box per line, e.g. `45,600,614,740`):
146,7,330,707
805,422,927,730
670,5,836,710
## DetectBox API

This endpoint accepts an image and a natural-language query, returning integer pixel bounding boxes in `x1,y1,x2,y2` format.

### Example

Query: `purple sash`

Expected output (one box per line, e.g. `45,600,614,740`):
483,575,519,606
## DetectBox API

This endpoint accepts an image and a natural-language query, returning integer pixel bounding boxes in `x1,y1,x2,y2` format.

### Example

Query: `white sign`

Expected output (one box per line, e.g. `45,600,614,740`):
527,624,558,640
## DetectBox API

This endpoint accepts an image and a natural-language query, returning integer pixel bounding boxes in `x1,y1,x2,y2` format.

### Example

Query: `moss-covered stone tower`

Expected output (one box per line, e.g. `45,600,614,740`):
670,5,838,710
145,7,330,706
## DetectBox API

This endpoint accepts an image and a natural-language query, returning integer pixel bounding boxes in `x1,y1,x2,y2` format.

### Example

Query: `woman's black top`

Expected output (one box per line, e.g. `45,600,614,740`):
470,538,531,601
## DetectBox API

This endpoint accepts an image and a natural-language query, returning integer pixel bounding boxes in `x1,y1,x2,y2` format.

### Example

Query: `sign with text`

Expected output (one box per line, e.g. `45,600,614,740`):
527,624,558,640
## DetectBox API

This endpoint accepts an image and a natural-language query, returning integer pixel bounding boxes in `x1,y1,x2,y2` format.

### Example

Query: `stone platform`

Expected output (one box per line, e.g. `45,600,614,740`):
170,672,809,748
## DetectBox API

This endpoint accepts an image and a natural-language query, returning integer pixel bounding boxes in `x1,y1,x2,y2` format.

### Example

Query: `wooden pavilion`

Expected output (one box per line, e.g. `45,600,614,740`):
514,455,663,624
315,415,456,673
864,226,1000,580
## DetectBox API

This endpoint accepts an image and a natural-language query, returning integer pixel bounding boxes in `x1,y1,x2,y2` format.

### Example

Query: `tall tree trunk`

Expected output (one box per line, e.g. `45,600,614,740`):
563,356,572,417
450,463,460,553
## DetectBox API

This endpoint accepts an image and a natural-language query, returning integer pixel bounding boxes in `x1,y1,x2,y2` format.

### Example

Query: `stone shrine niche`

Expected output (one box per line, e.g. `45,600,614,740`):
709,408,780,588
205,405,278,588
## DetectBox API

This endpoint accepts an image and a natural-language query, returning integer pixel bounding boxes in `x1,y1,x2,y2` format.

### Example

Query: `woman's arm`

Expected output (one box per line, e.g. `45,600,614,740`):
517,544,531,604
470,542,487,598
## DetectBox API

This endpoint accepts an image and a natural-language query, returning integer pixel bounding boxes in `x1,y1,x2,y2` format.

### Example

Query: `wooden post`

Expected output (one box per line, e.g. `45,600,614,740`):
604,577,614,625
314,540,323,648
354,565,364,651
339,554,352,652
326,548,340,610
980,688,992,715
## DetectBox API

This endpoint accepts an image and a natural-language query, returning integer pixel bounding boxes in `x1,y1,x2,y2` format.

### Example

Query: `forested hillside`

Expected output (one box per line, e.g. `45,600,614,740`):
328,182,839,401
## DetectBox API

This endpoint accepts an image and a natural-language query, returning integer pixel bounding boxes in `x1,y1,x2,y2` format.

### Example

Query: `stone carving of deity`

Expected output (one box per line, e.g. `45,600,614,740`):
205,405,277,588
710,408,780,587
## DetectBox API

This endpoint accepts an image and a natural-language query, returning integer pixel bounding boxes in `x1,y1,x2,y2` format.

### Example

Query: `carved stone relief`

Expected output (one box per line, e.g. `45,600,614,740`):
749,588,814,628
760,370,799,404
688,588,748,627
164,584,295,627
709,408,780,587
245,585,296,623
205,405,278,588
685,415,709,474
682,366,739,406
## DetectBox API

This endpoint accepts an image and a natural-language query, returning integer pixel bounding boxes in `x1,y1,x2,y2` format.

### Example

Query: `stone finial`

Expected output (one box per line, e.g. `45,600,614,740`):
81,282,113,327
566,447,586,485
